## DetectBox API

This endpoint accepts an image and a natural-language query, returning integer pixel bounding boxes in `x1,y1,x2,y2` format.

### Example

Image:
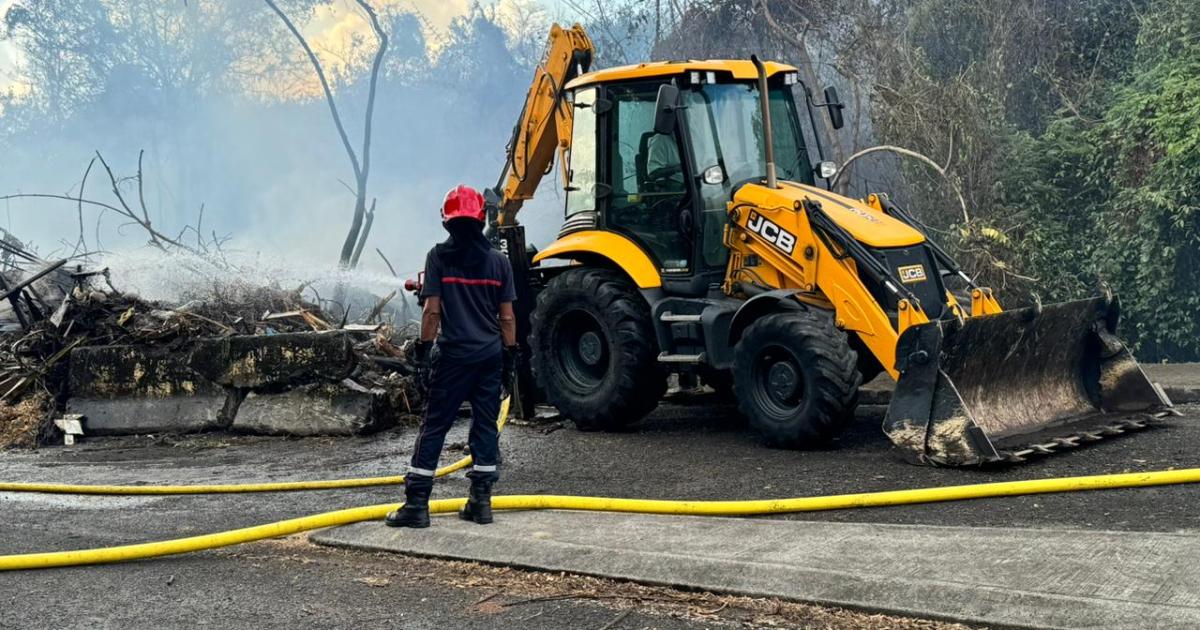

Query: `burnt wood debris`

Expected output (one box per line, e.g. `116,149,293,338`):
0,231,421,448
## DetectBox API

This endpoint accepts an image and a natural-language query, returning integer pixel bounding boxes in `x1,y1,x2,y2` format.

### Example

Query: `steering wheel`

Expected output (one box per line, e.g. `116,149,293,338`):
645,164,685,193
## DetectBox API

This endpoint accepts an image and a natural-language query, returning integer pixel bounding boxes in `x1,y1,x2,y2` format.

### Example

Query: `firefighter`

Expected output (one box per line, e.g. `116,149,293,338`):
386,184,518,528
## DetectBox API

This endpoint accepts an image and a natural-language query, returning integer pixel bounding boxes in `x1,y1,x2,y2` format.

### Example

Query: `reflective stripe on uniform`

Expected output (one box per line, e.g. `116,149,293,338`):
442,276,502,287
472,465,497,472
407,466,436,477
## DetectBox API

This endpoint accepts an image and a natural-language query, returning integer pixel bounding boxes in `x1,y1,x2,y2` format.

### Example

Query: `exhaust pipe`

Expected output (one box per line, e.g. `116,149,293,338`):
750,55,777,189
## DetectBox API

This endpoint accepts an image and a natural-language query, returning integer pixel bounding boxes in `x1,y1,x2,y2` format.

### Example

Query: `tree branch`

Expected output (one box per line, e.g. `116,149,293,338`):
263,0,362,182
354,0,387,193
349,198,375,268
375,247,397,276
337,0,389,266
831,145,970,223
74,157,96,256
135,149,151,226
3,151,210,256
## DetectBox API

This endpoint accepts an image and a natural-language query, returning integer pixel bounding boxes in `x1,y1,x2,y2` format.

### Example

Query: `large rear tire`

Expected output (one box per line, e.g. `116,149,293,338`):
733,310,861,448
530,268,667,431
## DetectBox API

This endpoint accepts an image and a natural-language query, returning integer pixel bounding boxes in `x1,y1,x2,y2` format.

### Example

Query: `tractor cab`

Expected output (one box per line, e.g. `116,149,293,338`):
553,61,830,298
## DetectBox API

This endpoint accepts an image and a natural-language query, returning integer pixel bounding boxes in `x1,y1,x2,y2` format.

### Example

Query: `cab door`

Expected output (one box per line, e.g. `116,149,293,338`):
602,82,693,275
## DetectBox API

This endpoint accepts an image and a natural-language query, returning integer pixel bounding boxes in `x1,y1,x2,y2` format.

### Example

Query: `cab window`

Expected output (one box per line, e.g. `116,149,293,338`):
684,83,813,269
606,83,691,272
565,88,598,217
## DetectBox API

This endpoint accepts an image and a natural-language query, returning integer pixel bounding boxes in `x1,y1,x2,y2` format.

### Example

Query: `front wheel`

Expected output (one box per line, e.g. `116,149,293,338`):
530,268,667,431
733,310,861,448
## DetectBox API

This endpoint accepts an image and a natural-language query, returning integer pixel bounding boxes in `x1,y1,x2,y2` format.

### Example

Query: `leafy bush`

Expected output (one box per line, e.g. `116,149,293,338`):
880,0,1200,360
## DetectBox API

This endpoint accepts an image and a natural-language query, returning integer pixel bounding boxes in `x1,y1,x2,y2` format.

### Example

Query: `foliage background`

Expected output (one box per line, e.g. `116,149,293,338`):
644,0,1200,361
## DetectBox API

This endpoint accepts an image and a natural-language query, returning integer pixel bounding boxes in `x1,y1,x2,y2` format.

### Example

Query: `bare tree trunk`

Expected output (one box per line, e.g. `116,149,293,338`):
263,0,388,268
338,0,388,267
349,199,376,268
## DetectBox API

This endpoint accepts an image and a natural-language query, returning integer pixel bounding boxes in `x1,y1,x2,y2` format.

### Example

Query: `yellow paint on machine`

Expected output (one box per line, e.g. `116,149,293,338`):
784,183,926,248
533,230,663,289
566,59,799,90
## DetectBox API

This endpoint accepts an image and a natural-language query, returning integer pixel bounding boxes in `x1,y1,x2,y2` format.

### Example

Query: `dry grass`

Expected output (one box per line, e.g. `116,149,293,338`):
0,393,48,449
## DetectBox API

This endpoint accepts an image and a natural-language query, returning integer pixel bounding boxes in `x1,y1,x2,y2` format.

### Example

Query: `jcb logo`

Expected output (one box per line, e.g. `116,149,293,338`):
897,264,927,284
746,211,797,255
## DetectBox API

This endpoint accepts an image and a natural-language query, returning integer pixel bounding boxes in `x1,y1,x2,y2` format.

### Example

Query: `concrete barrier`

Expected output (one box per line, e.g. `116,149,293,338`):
187,331,355,389
67,345,229,435
66,332,396,437
232,383,397,436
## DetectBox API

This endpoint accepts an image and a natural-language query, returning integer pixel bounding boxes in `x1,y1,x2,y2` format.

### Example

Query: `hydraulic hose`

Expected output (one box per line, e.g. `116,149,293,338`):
5,467,1200,571
0,399,510,496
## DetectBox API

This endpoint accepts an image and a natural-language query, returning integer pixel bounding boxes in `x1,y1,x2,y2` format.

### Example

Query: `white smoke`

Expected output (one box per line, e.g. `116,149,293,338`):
96,248,408,308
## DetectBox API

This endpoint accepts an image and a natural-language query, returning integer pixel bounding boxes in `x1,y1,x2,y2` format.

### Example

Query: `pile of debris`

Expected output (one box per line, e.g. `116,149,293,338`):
0,234,420,447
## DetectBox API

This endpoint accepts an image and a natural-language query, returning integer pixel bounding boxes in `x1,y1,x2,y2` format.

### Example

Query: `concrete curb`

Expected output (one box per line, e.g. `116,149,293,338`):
1151,364,1200,404
314,511,1200,629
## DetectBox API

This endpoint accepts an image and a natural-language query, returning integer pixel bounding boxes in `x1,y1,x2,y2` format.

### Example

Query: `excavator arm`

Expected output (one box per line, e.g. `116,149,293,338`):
489,23,594,228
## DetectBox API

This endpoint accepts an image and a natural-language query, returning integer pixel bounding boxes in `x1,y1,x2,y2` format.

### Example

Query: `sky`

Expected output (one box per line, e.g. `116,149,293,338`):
0,0,576,284
0,0,17,97
0,0,555,98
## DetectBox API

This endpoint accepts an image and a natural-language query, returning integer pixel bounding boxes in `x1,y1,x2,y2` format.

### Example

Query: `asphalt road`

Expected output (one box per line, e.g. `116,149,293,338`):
501,396,1200,532
1,396,1197,628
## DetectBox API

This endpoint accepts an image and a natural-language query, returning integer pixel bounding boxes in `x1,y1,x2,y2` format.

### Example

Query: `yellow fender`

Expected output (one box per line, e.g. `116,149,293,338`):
532,230,662,289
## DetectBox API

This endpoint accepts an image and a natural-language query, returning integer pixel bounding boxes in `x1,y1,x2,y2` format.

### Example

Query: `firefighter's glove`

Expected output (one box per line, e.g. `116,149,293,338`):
501,344,519,399
412,340,432,398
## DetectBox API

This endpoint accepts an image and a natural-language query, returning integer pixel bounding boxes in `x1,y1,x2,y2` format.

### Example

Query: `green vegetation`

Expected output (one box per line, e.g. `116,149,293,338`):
954,0,1200,361
806,0,1198,361
645,0,1198,359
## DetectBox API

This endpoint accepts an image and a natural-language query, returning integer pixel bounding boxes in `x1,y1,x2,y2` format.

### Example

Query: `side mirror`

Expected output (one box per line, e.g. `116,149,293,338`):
823,86,845,130
653,84,680,135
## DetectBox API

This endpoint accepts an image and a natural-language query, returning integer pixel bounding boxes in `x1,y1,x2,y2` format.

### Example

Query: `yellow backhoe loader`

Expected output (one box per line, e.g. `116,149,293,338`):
479,24,1174,466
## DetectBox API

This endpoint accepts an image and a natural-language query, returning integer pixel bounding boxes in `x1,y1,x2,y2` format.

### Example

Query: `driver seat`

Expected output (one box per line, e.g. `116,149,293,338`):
635,131,653,191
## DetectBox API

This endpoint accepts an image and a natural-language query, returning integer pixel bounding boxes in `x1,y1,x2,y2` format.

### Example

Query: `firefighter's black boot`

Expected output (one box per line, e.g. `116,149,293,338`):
458,474,494,525
385,474,433,528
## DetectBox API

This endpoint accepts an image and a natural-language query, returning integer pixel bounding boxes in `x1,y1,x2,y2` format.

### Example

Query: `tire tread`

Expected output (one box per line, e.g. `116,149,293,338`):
732,309,862,448
530,268,667,430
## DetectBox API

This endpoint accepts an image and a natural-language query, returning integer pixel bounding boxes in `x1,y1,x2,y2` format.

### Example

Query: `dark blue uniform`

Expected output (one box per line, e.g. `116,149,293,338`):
409,247,515,480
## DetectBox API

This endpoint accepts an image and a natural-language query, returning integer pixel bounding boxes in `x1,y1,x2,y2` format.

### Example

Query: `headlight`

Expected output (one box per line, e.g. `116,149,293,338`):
816,161,838,179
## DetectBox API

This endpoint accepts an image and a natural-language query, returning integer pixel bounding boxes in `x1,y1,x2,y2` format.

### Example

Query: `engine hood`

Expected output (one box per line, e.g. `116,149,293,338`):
736,181,926,249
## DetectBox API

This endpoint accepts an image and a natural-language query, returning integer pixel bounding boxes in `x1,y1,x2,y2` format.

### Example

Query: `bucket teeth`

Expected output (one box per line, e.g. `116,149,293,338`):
884,296,1172,466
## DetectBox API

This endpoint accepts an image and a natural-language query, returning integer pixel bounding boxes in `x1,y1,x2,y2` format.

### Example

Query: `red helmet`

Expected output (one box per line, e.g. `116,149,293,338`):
441,184,485,223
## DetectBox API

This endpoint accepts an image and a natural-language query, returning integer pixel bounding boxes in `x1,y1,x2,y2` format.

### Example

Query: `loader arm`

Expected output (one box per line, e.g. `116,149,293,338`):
491,23,594,228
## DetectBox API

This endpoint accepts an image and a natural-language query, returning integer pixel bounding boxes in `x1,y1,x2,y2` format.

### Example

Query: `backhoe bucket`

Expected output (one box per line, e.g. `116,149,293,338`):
883,296,1172,466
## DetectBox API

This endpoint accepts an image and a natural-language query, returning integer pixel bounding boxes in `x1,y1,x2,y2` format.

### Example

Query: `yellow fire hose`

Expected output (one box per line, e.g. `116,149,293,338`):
3,397,1200,571
5,468,1200,571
